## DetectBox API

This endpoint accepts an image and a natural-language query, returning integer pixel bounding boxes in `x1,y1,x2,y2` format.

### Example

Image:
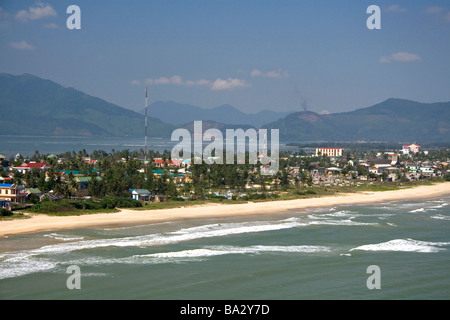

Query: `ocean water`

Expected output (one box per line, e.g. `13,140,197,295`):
0,196,449,300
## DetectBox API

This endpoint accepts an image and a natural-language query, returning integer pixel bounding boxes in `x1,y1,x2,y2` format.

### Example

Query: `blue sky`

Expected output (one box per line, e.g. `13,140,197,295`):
1,0,450,115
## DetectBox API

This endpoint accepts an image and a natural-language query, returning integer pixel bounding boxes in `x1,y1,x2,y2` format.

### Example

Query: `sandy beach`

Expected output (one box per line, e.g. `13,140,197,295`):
1,182,449,237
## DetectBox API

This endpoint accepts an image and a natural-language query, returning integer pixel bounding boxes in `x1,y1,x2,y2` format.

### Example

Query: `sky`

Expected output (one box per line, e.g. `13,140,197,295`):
1,0,450,115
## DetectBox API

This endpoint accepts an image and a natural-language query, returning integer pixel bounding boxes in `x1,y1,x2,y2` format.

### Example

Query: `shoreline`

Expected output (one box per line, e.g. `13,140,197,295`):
1,181,450,237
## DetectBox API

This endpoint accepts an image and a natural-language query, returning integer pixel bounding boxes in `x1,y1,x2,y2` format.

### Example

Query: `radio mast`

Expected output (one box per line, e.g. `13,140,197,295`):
144,87,148,161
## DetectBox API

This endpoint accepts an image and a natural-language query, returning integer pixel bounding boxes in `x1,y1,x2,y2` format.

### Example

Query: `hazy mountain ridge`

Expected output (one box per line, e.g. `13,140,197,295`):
263,98,450,142
140,101,294,128
1,73,448,142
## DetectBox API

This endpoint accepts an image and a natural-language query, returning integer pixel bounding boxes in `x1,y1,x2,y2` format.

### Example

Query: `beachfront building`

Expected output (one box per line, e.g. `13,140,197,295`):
130,189,151,201
0,183,27,204
316,148,344,157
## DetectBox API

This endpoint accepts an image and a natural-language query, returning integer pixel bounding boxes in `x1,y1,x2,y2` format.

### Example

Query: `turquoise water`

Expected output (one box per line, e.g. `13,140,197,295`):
0,196,449,300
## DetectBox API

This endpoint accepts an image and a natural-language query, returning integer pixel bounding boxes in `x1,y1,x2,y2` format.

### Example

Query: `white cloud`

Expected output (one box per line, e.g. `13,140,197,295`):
425,6,450,23
145,75,185,86
379,52,422,63
130,80,141,86
385,5,407,13
0,7,11,27
170,75,183,85
185,79,211,87
250,69,264,77
15,2,57,22
445,12,450,22
251,68,288,78
44,22,58,29
211,78,250,91
426,6,443,15
141,75,249,91
9,40,35,50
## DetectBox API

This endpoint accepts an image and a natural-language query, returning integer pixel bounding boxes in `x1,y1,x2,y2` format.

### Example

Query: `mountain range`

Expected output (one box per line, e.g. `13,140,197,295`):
263,99,450,142
0,73,449,142
140,101,293,128
0,73,175,137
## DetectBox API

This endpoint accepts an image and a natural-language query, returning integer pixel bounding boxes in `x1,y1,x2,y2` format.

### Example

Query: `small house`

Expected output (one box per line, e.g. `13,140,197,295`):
130,189,151,201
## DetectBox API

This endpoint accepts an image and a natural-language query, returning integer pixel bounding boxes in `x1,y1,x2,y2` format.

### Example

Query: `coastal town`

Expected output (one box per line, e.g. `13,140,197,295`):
1,143,449,215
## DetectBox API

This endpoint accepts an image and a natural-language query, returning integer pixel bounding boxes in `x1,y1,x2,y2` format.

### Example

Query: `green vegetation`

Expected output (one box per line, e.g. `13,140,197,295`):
0,73,175,137
29,197,141,216
0,208,13,217
2,143,448,218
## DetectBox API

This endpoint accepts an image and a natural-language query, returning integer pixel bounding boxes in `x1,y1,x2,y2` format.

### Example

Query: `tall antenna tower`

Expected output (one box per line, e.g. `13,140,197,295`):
144,87,148,161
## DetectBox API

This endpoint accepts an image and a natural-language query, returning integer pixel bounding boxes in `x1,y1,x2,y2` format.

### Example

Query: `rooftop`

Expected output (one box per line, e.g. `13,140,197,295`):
15,162,47,168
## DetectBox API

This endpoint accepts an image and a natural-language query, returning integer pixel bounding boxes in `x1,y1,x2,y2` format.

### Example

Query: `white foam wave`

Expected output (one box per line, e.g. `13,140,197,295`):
350,239,450,253
82,272,111,277
307,211,355,220
309,219,378,226
60,245,333,267
386,222,397,227
0,257,56,280
324,210,353,217
409,202,448,212
430,203,448,209
0,219,306,278
25,220,304,254
430,214,450,221
118,245,333,264
43,233,85,241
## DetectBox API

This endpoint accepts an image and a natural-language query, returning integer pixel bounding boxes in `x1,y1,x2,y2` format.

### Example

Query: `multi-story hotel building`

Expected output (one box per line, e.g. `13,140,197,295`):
315,147,344,157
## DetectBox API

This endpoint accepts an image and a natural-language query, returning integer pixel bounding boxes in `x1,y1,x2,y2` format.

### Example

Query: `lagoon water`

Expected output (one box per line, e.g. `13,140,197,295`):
0,135,179,158
1,196,449,300
0,135,300,158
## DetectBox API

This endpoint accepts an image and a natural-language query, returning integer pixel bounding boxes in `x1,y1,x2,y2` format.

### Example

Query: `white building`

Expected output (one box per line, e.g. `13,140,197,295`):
402,144,421,155
316,148,344,157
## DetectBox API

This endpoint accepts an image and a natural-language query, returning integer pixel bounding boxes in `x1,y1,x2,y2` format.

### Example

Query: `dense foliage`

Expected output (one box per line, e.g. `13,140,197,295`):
31,197,142,214
0,208,13,216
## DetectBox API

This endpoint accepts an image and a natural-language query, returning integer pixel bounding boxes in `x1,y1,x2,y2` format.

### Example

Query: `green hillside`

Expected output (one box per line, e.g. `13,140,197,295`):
0,73,175,137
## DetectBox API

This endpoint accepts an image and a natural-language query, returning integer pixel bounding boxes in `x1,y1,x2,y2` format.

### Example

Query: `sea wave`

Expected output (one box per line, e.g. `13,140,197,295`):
95,245,333,265
43,233,85,241
430,214,450,221
16,220,305,255
350,238,450,253
0,256,57,280
407,201,448,213
309,219,378,226
306,212,379,226
0,219,306,279
409,208,426,213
